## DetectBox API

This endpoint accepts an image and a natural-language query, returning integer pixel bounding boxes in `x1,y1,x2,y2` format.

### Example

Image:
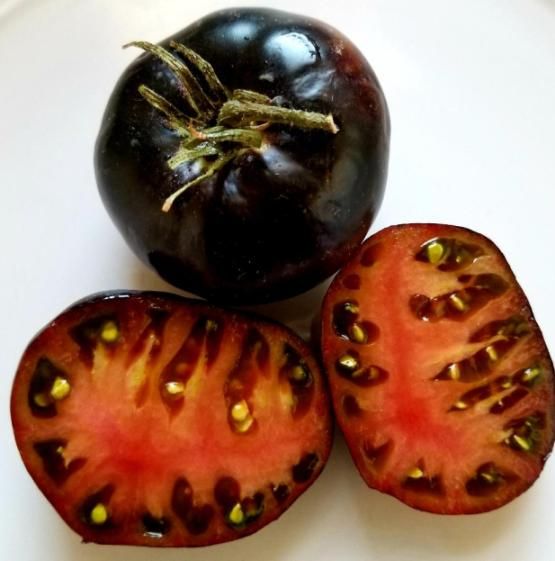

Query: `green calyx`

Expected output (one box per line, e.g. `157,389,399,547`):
125,41,339,212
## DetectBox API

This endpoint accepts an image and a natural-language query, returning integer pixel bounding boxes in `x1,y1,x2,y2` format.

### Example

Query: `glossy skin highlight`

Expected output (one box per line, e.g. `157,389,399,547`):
95,8,390,304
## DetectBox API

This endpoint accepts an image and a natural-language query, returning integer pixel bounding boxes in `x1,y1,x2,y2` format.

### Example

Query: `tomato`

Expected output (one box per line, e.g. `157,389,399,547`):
95,8,390,304
11,292,332,546
321,224,555,514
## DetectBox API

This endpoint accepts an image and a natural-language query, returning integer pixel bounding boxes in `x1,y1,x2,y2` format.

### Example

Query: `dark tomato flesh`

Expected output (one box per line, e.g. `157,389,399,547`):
95,8,390,304
11,292,332,546
321,224,555,514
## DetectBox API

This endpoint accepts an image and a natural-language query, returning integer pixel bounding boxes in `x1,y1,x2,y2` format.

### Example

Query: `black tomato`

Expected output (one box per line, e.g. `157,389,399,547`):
95,8,390,304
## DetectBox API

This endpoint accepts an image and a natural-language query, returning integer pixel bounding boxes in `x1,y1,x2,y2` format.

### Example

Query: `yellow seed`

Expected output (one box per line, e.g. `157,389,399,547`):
485,345,498,361
513,435,532,451
165,381,185,396
90,503,108,525
344,302,359,314
206,319,218,332
50,377,71,400
348,323,367,344
291,365,308,382
235,416,254,433
501,378,513,389
448,293,468,312
480,472,496,484
426,241,444,264
231,400,250,422
228,503,245,525
446,363,461,381
33,393,51,408
453,400,468,410
100,321,119,343
407,467,424,479
338,354,359,371
522,367,541,383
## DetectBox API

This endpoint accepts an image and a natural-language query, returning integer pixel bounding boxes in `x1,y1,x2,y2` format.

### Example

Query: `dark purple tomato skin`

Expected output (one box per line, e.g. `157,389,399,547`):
95,8,390,305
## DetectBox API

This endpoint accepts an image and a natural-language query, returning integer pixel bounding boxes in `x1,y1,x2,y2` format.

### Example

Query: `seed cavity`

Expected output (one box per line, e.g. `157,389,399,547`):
449,363,545,414
172,477,214,535
28,358,71,418
70,315,120,366
292,452,319,483
280,344,314,418
465,463,516,496
271,483,290,503
142,513,171,538
503,412,546,454
81,485,114,528
332,301,379,345
362,440,393,470
402,462,444,496
411,274,509,322
159,317,211,414
33,439,86,484
469,315,530,343
214,477,263,530
435,340,517,383
360,243,382,267
342,394,363,417
489,387,528,415
336,351,388,387
416,237,484,271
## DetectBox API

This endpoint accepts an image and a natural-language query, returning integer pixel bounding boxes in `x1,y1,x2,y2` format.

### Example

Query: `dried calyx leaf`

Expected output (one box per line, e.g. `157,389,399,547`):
125,41,339,211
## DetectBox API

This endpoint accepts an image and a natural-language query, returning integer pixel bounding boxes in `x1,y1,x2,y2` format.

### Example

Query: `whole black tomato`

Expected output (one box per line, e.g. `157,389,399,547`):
95,8,390,304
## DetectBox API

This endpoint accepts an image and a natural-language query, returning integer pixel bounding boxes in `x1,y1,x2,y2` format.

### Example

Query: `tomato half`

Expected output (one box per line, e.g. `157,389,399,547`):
321,224,555,514
11,292,332,545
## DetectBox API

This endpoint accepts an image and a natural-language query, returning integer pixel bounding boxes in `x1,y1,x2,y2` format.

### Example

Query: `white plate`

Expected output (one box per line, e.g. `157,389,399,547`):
1,1,555,560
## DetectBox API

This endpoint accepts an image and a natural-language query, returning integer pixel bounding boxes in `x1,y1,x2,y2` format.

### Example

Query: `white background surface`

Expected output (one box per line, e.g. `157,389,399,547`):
1,0,555,559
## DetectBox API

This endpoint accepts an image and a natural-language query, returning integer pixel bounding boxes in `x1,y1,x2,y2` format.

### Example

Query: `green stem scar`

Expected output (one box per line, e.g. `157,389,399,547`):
126,41,339,212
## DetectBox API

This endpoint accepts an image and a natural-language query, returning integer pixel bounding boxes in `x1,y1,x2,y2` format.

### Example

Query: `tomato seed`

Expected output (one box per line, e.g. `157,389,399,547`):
100,321,120,343
50,377,71,400
416,237,483,271
81,485,114,528
28,358,69,418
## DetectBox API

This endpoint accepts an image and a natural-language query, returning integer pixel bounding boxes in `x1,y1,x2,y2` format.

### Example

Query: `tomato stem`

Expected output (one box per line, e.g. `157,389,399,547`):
127,41,339,211
218,99,338,134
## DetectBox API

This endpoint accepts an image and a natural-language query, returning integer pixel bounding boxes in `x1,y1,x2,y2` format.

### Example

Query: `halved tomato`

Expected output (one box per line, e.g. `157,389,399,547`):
321,224,554,514
11,292,332,545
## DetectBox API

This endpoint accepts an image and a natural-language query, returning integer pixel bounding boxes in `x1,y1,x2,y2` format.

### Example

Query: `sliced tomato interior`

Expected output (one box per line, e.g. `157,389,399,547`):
322,224,555,514
11,293,332,545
